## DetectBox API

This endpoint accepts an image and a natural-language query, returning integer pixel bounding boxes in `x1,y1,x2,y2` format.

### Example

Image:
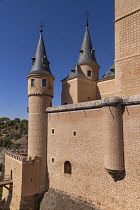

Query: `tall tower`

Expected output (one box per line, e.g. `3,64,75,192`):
27,30,55,193
115,0,140,96
61,21,100,104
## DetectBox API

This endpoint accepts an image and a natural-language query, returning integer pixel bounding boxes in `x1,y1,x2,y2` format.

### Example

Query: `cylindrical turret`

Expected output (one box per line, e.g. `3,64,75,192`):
27,32,54,192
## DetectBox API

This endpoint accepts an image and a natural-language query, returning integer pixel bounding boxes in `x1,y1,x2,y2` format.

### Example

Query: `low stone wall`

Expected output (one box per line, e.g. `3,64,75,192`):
40,189,100,210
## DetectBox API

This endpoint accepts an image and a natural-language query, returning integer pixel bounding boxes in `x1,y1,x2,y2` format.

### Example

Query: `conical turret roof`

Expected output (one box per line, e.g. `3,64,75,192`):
30,33,51,74
61,64,88,81
77,26,97,65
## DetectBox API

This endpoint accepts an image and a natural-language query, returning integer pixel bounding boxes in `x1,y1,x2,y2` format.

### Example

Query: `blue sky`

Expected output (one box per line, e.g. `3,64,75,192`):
0,0,114,120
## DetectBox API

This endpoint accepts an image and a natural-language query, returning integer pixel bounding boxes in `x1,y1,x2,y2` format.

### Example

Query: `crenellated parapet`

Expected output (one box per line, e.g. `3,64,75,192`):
5,150,26,162
5,150,40,164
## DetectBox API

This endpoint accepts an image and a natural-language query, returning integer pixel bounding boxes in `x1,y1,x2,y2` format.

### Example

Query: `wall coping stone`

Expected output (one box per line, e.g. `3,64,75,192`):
47,95,140,113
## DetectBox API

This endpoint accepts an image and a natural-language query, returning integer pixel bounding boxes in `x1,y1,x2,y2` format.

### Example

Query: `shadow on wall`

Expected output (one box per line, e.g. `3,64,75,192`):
61,83,73,105
3,185,12,210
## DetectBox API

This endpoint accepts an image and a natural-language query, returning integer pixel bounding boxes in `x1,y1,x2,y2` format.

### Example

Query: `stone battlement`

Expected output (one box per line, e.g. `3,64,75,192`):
6,150,26,162
5,150,40,163
46,95,140,113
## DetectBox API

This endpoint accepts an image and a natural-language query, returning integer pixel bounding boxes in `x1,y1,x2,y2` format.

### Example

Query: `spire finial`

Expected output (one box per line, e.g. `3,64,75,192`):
85,11,90,26
39,20,44,33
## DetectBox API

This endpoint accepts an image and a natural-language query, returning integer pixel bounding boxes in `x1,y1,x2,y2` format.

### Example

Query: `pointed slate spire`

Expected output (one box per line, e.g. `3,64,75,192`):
77,25,97,65
30,32,51,74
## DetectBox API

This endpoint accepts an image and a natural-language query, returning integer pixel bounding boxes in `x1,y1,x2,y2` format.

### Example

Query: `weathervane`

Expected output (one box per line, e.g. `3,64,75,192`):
39,20,44,33
85,11,90,26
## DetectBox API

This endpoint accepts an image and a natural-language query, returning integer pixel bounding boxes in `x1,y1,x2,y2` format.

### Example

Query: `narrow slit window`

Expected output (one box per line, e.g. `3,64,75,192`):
64,161,71,174
51,128,55,135
31,79,34,87
42,79,46,87
73,131,76,137
87,70,91,77
52,158,54,163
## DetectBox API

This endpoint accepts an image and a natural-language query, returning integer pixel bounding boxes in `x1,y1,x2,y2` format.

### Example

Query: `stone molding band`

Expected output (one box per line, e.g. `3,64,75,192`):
47,95,140,113
28,93,53,98
114,8,140,22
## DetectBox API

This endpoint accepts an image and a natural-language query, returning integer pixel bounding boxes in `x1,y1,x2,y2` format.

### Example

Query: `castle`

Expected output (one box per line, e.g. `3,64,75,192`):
2,0,140,209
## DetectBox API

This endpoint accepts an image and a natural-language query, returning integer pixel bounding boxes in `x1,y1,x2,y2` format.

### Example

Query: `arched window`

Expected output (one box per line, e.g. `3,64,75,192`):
64,161,72,174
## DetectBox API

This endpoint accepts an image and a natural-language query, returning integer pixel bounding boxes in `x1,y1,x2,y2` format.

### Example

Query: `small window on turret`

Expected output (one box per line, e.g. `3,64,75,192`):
31,79,34,87
31,57,36,65
79,49,83,56
87,70,91,77
42,56,47,65
42,79,46,87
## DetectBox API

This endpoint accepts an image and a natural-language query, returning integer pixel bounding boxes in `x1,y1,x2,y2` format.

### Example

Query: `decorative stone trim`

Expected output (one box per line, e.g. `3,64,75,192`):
46,95,140,113
28,93,53,98
105,168,125,182
114,8,140,22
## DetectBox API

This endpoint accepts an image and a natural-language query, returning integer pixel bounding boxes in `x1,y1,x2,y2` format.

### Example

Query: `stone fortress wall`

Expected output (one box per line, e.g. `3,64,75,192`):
2,151,40,210
46,95,140,210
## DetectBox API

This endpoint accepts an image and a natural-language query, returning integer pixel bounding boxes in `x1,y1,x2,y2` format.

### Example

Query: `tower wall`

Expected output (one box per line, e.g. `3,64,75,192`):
96,78,115,99
77,77,96,102
61,79,78,104
115,0,140,96
27,73,54,193
79,63,99,81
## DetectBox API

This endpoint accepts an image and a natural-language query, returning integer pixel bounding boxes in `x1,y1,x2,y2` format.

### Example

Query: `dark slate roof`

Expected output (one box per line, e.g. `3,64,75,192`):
102,64,115,79
62,64,88,81
77,27,97,65
30,33,51,74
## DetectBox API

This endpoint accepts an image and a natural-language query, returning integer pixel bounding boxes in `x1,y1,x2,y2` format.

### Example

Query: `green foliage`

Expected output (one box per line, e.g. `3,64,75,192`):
14,118,20,123
0,187,2,200
0,117,28,149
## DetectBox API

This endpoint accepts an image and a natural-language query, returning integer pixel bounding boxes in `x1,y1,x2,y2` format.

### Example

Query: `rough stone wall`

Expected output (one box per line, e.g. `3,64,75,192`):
115,1,140,96
40,189,100,210
96,78,115,99
19,193,43,210
46,100,140,209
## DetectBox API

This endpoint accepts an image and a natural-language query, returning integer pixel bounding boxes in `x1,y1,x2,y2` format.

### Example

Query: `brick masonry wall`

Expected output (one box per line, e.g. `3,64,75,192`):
115,0,140,18
47,103,140,209
96,79,115,99
115,1,140,96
